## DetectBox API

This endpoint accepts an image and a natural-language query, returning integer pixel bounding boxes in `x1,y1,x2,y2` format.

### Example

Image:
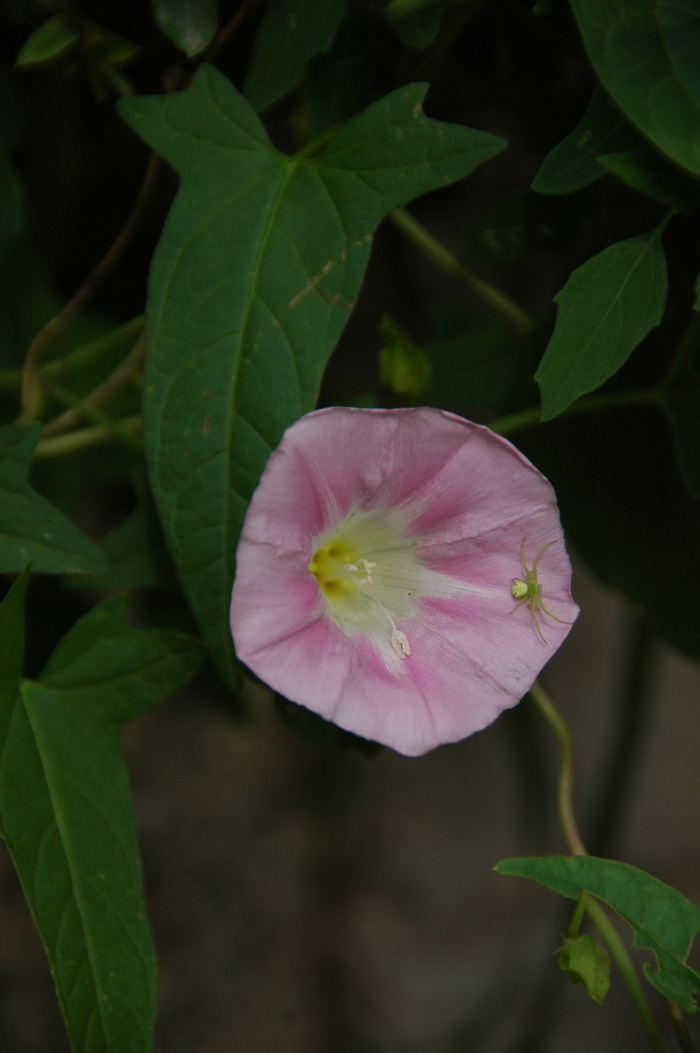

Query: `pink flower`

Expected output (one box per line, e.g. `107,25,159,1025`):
230,407,578,756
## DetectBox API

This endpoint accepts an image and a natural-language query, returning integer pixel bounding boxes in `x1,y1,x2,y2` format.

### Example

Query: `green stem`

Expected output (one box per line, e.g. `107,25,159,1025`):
490,386,661,438
0,315,144,392
567,893,587,938
528,680,586,856
34,415,142,458
41,333,144,437
388,208,535,335
584,897,666,1053
670,1002,697,1053
21,152,158,413
530,681,667,1053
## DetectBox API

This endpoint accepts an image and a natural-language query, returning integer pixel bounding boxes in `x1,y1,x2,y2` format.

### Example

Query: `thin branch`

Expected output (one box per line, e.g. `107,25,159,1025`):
388,207,535,335
529,680,667,1053
528,680,586,856
21,153,159,413
584,897,666,1053
490,387,660,438
34,416,142,458
199,0,261,65
41,333,145,437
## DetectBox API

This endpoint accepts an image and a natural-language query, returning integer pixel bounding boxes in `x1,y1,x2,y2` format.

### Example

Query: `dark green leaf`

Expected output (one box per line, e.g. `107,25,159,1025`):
302,7,381,133
151,0,217,57
571,0,700,176
244,0,346,112
599,149,700,212
119,65,506,689
496,855,700,1012
0,591,205,1052
0,424,107,574
558,933,611,1005
381,0,445,49
533,87,640,195
536,229,668,419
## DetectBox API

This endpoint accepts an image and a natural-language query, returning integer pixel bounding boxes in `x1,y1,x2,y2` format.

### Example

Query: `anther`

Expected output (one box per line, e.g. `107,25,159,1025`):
391,629,411,659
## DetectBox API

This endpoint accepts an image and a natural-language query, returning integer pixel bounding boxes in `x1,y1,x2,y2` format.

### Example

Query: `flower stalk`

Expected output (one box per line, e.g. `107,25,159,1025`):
530,680,667,1053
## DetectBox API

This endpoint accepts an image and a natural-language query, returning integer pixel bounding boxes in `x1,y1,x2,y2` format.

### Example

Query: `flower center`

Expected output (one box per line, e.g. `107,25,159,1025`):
308,511,419,660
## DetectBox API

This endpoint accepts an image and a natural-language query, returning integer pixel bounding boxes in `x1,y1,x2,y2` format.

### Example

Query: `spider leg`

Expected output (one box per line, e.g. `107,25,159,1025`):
519,538,529,578
530,600,547,643
538,596,574,626
509,596,528,615
531,539,557,576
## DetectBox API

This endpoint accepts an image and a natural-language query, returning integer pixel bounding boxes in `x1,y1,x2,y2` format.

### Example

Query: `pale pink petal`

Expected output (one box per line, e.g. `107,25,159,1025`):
231,406,579,755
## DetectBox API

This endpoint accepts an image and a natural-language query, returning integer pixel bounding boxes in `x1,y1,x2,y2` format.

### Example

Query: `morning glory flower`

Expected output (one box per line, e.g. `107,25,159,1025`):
230,407,578,756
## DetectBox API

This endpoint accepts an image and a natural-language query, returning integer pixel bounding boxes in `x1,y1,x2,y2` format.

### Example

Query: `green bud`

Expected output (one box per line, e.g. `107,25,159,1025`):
378,315,431,397
557,933,611,1006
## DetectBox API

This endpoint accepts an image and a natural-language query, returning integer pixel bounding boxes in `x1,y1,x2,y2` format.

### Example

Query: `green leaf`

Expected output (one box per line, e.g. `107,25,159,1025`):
15,13,81,68
0,424,107,575
496,856,700,1012
558,933,611,1005
599,149,700,212
533,87,641,195
302,7,381,134
0,589,205,1052
381,0,445,48
151,0,218,58
244,0,346,112
119,66,506,689
571,0,700,176
536,229,668,419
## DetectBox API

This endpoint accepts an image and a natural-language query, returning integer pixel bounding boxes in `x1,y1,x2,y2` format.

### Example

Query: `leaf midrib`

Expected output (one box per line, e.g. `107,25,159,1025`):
18,684,123,1049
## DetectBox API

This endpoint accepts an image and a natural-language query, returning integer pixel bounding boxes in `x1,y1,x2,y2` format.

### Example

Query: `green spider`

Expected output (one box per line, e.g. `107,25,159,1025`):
510,539,571,643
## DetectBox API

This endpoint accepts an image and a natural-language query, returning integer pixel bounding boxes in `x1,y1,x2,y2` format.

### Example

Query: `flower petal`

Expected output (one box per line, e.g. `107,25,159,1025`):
231,406,579,755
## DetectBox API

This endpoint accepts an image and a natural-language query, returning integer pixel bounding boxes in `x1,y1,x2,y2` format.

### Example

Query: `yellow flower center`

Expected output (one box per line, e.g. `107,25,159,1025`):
308,511,419,659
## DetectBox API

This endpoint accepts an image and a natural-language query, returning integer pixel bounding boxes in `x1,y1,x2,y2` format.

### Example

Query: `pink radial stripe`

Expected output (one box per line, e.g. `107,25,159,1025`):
231,407,579,755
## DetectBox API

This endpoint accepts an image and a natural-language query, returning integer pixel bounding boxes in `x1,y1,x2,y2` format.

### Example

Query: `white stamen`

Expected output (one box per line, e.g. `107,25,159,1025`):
343,558,411,658
391,629,411,659
344,559,377,585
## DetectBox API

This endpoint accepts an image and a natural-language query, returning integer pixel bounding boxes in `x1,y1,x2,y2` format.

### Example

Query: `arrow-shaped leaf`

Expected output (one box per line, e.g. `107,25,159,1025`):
496,855,700,1013
0,580,205,1052
0,423,107,574
536,229,668,420
118,65,506,688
